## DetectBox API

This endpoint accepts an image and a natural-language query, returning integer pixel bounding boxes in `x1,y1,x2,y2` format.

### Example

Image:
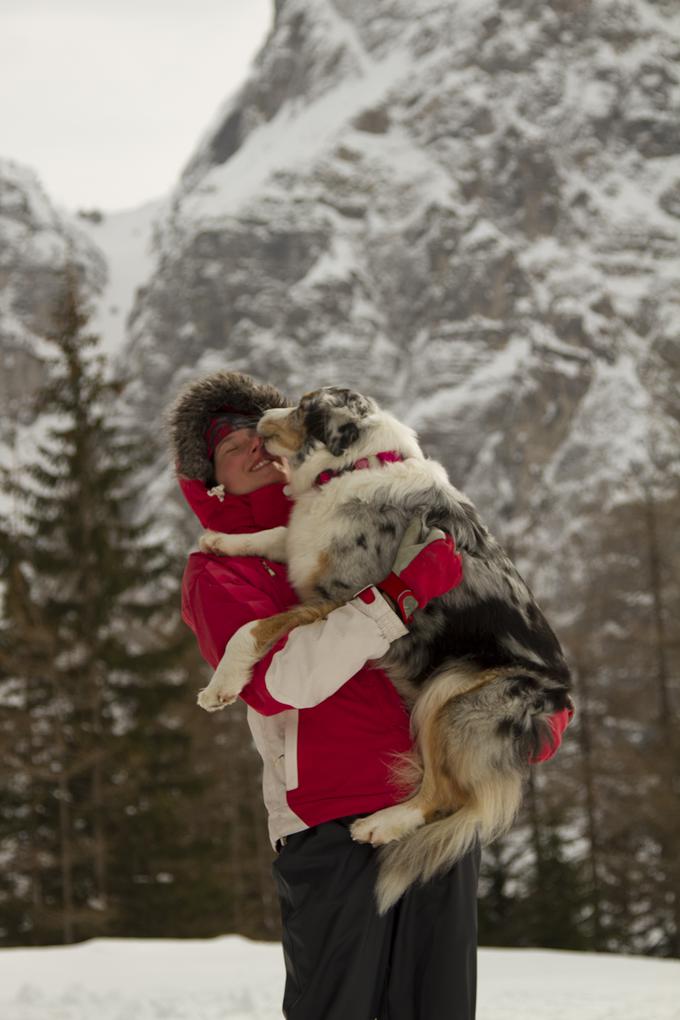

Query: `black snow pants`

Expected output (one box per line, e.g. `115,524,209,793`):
272,815,480,1020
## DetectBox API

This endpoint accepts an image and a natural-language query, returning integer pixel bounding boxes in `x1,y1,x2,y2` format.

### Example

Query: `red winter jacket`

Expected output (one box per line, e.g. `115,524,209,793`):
180,475,572,844
180,476,413,846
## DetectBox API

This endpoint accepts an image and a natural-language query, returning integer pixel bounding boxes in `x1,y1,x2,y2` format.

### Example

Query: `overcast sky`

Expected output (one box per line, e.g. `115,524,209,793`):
1,0,272,213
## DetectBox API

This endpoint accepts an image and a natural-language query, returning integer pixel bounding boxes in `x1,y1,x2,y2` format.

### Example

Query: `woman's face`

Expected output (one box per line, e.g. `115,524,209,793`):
213,427,288,495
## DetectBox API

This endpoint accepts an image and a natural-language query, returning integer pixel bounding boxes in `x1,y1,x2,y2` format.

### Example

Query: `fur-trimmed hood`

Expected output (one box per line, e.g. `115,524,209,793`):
167,371,290,482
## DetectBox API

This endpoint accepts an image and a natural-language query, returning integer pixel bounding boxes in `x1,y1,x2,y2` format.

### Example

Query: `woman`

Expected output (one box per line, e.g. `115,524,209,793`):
169,371,571,1020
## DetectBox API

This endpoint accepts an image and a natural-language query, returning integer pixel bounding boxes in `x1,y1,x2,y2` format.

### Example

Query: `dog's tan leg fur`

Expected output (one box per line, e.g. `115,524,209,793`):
352,667,499,846
411,704,468,821
250,598,340,658
249,551,338,655
405,667,502,818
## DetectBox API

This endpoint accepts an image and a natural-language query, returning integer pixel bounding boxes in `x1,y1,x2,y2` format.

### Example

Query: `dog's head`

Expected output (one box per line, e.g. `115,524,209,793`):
258,387,378,463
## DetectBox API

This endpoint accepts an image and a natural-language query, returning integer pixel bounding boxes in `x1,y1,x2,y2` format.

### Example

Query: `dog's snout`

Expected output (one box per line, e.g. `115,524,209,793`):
256,406,304,454
258,407,286,437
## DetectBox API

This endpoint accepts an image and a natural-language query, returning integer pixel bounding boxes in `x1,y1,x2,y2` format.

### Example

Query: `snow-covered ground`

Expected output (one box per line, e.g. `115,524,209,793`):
0,936,678,1020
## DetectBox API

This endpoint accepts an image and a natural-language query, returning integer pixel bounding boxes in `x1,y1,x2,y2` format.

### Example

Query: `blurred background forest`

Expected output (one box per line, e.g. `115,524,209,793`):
1,0,679,956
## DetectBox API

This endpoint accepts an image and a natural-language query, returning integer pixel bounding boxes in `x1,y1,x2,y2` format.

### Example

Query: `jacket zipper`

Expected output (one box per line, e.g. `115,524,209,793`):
261,559,277,577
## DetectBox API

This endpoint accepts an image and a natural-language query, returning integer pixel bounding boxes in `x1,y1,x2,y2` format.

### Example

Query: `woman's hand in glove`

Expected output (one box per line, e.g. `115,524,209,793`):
375,518,463,624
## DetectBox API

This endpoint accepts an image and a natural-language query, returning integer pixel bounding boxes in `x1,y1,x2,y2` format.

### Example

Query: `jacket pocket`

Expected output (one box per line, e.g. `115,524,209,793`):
284,710,299,791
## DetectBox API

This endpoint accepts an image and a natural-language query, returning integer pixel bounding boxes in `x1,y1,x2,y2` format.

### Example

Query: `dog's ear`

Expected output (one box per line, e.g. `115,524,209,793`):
303,401,332,448
301,388,372,457
331,388,373,419
327,420,360,456
303,403,360,456
325,390,372,454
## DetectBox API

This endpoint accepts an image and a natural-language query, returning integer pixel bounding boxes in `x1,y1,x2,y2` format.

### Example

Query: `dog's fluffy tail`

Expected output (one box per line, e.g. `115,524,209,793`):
375,774,522,914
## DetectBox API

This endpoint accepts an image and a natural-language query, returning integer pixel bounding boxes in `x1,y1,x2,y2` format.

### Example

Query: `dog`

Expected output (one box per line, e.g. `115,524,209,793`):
196,386,572,912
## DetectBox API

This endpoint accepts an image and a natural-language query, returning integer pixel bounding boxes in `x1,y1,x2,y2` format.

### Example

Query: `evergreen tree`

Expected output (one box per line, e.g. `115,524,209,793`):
0,272,207,944
478,837,531,948
0,529,65,943
553,481,680,956
480,429,680,957
522,796,589,952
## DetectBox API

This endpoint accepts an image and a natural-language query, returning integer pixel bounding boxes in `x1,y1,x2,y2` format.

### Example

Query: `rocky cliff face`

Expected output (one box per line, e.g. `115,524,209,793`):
0,159,105,429
6,2,680,618
125,0,680,594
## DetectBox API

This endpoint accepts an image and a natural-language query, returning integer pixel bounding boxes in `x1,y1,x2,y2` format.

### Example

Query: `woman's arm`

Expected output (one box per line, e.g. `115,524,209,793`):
183,569,407,715
249,587,407,711
185,524,465,715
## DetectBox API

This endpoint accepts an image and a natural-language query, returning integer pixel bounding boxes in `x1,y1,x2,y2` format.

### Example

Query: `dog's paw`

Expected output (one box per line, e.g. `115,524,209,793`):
197,530,224,554
196,621,257,713
197,666,247,712
197,678,242,712
197,686,232,712
350,804,425,846
198,530,231,556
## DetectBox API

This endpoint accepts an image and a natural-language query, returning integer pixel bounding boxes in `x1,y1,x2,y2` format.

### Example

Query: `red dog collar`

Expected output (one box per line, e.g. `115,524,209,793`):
315,451,404,488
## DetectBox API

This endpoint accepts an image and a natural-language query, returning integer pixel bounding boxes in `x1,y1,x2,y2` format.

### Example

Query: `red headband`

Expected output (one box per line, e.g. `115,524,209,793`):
204,411,259,458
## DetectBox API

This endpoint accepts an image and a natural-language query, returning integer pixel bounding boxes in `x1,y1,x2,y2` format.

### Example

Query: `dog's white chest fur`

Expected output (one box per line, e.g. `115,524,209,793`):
285,458,449,595
284,486,342,594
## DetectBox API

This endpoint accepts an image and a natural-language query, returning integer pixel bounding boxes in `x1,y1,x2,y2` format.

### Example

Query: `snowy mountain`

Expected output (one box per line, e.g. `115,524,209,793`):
0,159,165,513
0,159,106,427
0,0,676,737
122,0,680,593
4,2,679,558
0,159,163,407
72,199,164,360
